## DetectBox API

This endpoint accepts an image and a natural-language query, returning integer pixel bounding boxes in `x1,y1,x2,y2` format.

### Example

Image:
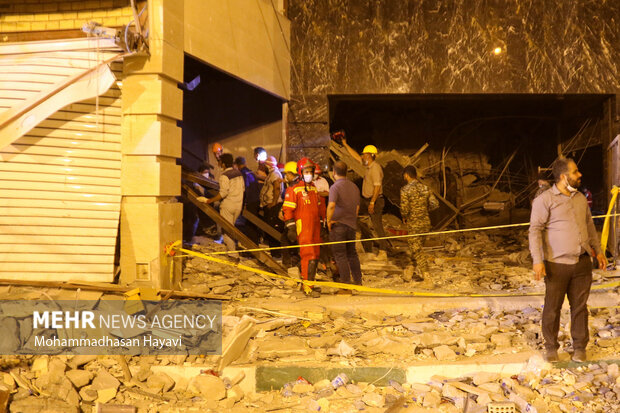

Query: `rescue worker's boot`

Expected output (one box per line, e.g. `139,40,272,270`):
307,259,321,297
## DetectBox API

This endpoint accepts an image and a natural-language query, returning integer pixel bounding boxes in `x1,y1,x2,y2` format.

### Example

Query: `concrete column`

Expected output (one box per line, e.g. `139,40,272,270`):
120,0,184,288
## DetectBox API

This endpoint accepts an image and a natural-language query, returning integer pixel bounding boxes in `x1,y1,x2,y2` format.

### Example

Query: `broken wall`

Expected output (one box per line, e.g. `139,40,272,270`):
287,0,620,168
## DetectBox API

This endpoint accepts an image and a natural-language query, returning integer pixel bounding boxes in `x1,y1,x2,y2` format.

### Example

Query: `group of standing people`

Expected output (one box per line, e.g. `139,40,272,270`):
187,138,442,295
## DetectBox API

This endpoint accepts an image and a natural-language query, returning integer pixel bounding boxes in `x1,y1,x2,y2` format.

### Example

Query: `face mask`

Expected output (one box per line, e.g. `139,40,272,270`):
303,174,313,183
565,177,578,193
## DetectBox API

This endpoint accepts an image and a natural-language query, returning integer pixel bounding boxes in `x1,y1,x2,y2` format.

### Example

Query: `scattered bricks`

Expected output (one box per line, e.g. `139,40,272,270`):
91,370,121,391
472,371,500,386
292,382,313,393
544,386,565,397
433,345,457,361
48,358,67,375
146,372,175,393
66,369,92,388
69,355,97,369
442,383,467,399
228,385,244,402
422,390,441,408
478,382,503,394
490,333,513,348
362,391,385,408
79,385,98,402
0,384,9,412
188,375,227,401
30,357,48,377
312,379,332,391
96,387,118,404
0,373,15,391
8,396,79,413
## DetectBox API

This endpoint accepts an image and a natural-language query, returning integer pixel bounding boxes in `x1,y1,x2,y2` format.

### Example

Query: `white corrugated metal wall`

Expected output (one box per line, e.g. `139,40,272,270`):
0,40,122,282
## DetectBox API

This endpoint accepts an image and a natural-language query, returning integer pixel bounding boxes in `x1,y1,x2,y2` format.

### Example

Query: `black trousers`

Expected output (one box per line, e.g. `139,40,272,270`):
542,254,593,351
330,223,362,285
236,201,260,246
358,196,388,252
264,204,283,258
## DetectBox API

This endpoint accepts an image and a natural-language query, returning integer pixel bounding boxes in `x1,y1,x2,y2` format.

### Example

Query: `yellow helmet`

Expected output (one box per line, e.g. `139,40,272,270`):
362,145,378,154
284,161,298,175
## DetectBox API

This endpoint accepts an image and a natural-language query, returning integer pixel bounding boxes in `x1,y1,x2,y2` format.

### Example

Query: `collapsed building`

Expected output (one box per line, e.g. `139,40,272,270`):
0,0,619,412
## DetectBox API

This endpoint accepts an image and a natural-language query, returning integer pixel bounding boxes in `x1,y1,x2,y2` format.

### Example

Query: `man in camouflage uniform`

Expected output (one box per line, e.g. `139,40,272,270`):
400,165,439,282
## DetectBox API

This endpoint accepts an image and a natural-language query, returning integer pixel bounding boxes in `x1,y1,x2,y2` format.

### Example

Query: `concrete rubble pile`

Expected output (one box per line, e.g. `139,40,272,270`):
1,352,618,412
216,306,620,367
182,230,617,296
260,359,620,412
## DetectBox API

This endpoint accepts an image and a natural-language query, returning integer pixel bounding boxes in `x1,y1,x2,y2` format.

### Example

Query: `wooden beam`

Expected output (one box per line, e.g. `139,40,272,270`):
182,184,287,276
182,172,283,240
0,278,230,300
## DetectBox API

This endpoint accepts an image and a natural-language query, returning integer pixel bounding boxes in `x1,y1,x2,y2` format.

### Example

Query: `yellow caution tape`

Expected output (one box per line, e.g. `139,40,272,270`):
192,213,620,257
168,241,620,298
601,186,619,254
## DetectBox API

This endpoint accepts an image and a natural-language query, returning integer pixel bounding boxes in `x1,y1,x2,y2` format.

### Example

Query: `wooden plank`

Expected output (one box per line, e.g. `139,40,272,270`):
80,96,121,107
2,144,122,161
0,81,46,91
0,278,230,300
0,253,112,264
0,50,119,60
0,97,27,107
0,37,119,54
0,57,115,70
9,136,121,153
0,171,120,187
0,198,120,211
0,244,115,255
182,172,282,240
62,103,121,116
0,234,117,246
0,225,117,237
46,111,122,126
0,153,120,169
182,183,287,276
0,73,65,83
0,89,40,99
243,208,283,241
0,189,120,203
0,66,80,76
0,273,114,282
36,119,121,134
0,217,118,228
23,127,121,143
2,207,119,220
0,162,121,178
0,262,113,272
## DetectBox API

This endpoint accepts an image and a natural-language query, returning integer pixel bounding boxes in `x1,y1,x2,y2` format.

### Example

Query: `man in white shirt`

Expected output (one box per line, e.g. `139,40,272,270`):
199,153,245,253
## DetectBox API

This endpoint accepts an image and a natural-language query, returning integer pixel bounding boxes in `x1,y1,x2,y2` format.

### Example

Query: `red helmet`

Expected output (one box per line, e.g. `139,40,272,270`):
212,142,223,154
297,157,315,175
314,164,322,175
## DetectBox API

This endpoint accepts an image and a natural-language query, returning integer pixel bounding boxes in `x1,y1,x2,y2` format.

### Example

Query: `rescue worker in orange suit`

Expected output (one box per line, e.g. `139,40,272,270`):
282,158,326,295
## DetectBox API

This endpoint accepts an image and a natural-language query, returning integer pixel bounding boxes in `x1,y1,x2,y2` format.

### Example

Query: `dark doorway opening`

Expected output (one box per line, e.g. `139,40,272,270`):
329,94,611,213
181,55,284,171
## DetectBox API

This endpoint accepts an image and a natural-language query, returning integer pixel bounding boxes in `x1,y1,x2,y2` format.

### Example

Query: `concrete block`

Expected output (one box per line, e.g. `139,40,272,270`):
121,114,181,157
120,199,182,288
121,74,183,119
148,0,184,49
121,156,180,196
123,40,184,83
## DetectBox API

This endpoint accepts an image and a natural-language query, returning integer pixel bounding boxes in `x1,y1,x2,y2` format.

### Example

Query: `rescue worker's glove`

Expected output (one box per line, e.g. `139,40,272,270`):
285,220,297,243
